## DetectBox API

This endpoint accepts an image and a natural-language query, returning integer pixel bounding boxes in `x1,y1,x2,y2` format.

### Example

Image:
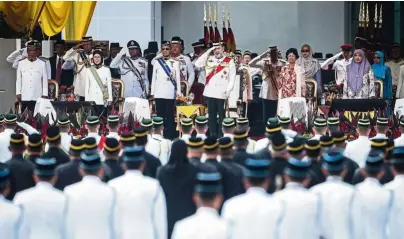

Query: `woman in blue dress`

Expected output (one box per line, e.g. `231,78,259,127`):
372,51,393,114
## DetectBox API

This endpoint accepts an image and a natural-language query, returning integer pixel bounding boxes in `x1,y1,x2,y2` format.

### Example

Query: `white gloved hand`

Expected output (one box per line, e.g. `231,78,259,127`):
225,89,231,98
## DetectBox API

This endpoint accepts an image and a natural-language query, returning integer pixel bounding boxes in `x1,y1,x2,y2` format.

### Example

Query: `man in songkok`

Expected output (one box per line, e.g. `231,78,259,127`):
0,114,18,163
233,129,254,166
222,118,236,140
320,135,334,153
345,119,371,167
194,116,208,140
371,117,389,140
102,137,124,181
26,133,44,164
279,116,298,143
187,137,204,167
43,126,70,166
85,116,101,144
255,117,281,152
180,118,193,142
327,117,340,134
147,117,171,165
332,131,359,183
134,127,161,178
236,117,256,153
311,118,327,141
106,115,120,140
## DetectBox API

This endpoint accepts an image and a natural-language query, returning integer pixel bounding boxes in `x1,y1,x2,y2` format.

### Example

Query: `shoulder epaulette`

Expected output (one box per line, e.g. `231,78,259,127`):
39,56,49,62
18,57,27,62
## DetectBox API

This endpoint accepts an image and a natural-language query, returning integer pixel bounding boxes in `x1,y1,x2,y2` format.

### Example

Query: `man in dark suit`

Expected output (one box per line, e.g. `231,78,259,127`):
104,42,121,79
42,126,70,166
49,40,74,87
6,133,35,200
54,139,84,190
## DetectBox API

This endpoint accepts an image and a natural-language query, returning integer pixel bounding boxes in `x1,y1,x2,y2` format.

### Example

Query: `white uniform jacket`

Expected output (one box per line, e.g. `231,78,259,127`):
385,175,404,239
310,176,357,239
194,48,236,100
0,195,27,239
108,170,167,239
172,54,195,87
62,48,93,97
222,187,285,239
16,58,48,101
180,134,191,143
246,138,256,154
45,132,72,153
171,207,231,239
394,134,404,147
151,57,181,99
0,128,14,163
274,182,321,239
110,49,149,98
255,138,269,152
344,136,371,167
85,66,113,105
86,132,101,146
64,175,116,239
353,178,394,239
13,182,68,239
147,134,171,165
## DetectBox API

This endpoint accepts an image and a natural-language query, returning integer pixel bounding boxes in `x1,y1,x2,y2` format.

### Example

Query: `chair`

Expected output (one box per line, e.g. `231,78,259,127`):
374,80,383,99
111,79,125,112
48,80,59,101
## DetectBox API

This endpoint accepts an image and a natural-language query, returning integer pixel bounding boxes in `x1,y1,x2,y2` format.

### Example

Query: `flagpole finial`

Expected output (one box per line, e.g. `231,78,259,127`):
208,3,212,24
359,2,363,27
214,4,217,24
204,3,206,23
365,3,369,28
222,5,226,24
374,4,378,29
227,5,231,24
379,4,383,29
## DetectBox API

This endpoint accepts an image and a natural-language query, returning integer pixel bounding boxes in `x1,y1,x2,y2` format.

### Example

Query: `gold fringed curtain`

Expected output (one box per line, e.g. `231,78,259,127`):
0,1,45,34
39,1,72,37
65,1,96,40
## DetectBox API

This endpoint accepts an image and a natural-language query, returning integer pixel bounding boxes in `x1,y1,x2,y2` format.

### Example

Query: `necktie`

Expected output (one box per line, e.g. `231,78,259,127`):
56,57,62,83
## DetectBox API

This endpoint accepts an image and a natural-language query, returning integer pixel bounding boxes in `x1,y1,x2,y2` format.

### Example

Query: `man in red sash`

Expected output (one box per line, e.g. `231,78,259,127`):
195,40,236,136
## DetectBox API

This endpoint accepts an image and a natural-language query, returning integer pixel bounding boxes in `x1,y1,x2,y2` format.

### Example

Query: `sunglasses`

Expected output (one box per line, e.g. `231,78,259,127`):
374,56,380,59
301,49,310,53
162,48,170,51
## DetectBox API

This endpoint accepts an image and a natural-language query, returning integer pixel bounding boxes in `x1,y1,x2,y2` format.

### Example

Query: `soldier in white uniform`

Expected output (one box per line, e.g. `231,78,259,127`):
195,41,236,136
327,117,340,134
255,118,281,152
385,44,404,96
310,151,357,239
171,36,195,89
48,115,72,153
106,115,120,140
13,157,68,239
394,118,404,146
64,150,116,239
236,118,256,153
34,41,52,80
353,150,394,239
110,40,149,98
195,116,208,140
274,158,321,239
311,118,327,141
345,119,371,167
147,117,171,165
279,116,298,143
85,49,113,108
222,118,236,140
171,168,231,239
370,117,389,140
151,41,181,139
320,44,353,85
85,116,101,145
62,36,94,101
16,41,48,112
108,147,167,239
222,158,285,239
179,118,193,143
385,147,404,238
0,114,18,163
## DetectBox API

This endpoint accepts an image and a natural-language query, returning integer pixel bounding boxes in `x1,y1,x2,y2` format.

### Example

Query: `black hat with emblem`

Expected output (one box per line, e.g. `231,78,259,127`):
110,42,120,48
284,158,311,178
82,36,93,42
69,139,85,156
314,118,327,128
28,133,43,152
181,118,193,129
171,36,182,45
188,137,204,149
46,126,61,143
123,146,145,162
34,157,57,176
161,40,171,47
10,133,25,148
305,139,321,157
120,132,136,146
234,50,242,56
243,50,252,56
84,137,98,151
104,137,120,154
331,132,346,144
278,116,291,125
141,118,153,129
222,118,235,128
371,138,388,153
86,116,99,126
365,149,384,172
320,135,334,148
244,158,271,178
358,119,371,128
271,133,287,152
127,40,140,49
219,137,233,150
195,166,222,193
152,117,164,128
233,129,249,142
57,115,70,127
204,135,219,152
236,118,249,126
376,117,388,126
287,138,305,155
4,114,17,125
107,115,119,127
327,117,340,126
134,127,148,146
322,150,345,172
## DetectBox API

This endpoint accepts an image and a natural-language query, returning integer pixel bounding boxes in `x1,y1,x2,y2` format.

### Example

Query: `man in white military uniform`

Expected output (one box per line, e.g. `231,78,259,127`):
222,158,285,239
345,119,371,167
16,41,48,112
370,117,389,140
147,117,171,165
394,118,404,146
194,116,208,140
385,147,404,238
110,40,149,98
222,118,236,140
0,114,18,163
62,36,94,101
255,118,281,152
85,116,101,145
310,151,358,239
6,42,28,68
195,40,236,136
106,115,120,140
151,41,181,139
45,115,72,153
236,118,256,153
353,150,394,239
179,118,193,143
171,169,231,239
13,157,68,239
0,164,28,238
171,36,195,89
320,44,353,85
311,118,327,141
274,158,321,239
385,44,404,97
64,150,116,239
108,147,167,239
279,116,298,143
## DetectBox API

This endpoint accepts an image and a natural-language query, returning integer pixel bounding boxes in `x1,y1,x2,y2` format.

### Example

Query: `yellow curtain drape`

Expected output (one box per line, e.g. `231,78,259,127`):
65,1,96,40
39,1,72,37
0,1,45,34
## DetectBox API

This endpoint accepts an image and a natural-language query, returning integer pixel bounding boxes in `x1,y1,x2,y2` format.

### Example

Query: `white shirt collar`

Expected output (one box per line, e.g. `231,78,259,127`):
358,135,368,140
285,182,305,189
152,134,163,139
108,132,119,137
125,170,143,177
83,175,102,183
364,177,381,186
87,132,99,137
4,129,14,134
223,133,234,139
247,187,267,195
36,181,54,189
326,175,342,182
394,174,404,181
197,207,219,217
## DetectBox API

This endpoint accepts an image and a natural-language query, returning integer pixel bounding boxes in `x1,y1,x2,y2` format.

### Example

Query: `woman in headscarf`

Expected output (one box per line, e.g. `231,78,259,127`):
296,44,322,95
278,48,306,98
156,139,198,238
372,51,392,99
343,49,375,99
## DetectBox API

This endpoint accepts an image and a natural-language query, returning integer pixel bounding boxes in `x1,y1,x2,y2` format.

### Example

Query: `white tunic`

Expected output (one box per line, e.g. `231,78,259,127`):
172,54,195,87
395,135,404,147
0,195,27,239
86,132,101,145
46,132,72,153
171,207,231,239
246,138,256,154
344,136,371,168
85,66,113,105
274,182,321,239
310,176,357,239
106,132,120,141
108,170,167,239
397,65,404,98
384,175,404,239
195,48,236,100
147,134,171,165
222,187,285,239
180,134,191,143
255,138,269,152
385,60,404,86
62,48,93,97
151,58,181,99
64,175,116,239
110,49,149,98
0,128,14,163
16,58,48,101
353,178,394,239
13,182,68,239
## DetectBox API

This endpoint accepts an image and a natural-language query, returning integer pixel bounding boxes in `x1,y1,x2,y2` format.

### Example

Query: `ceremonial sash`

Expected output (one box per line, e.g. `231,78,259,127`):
123,58,147,98
205,57,231,85
89,66,109,100
157,58,177,96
